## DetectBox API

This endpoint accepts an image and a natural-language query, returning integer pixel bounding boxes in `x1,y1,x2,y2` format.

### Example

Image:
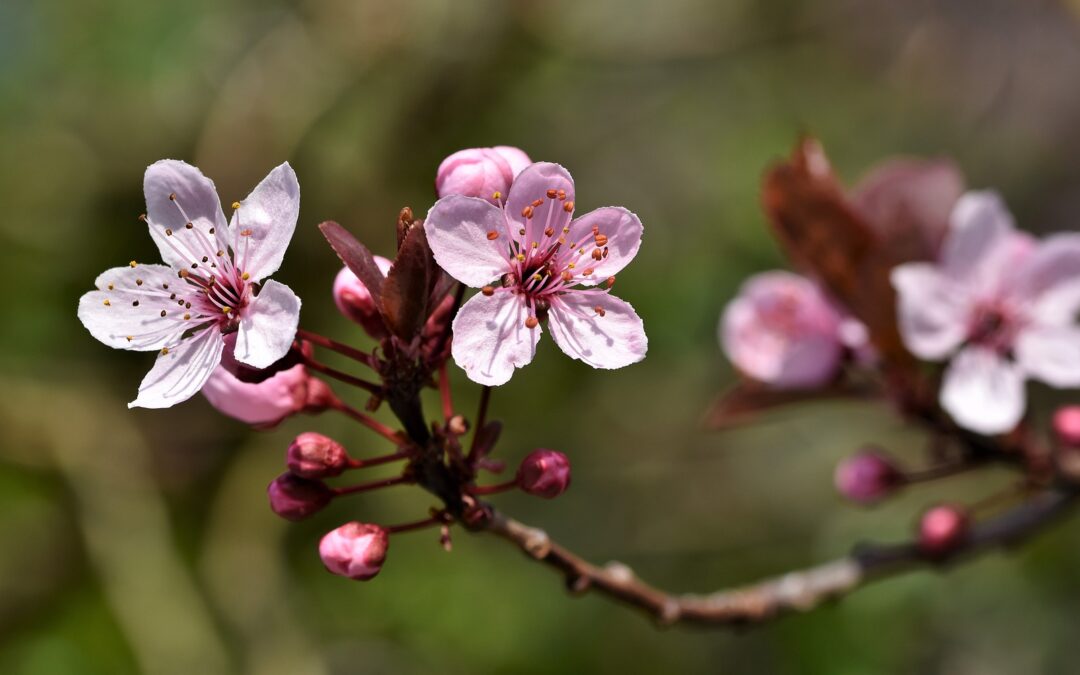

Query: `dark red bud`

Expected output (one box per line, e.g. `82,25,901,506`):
516,449,571,499
267,472,333,521
834,449,903,505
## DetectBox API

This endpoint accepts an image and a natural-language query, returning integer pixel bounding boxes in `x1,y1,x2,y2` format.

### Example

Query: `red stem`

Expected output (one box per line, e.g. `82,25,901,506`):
348,450,410,469
304,355,382,395
333,475,411,496
386,516,445,534
331,400,402,444
297,328,377,370
439,362,454,421
467,386,493,459
472,480,518,495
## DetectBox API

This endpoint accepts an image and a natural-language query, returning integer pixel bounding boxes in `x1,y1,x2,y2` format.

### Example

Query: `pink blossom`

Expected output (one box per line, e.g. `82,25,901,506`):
286,432,350,478
78,160,302,408
319,522,389,581
202,362,315,427
424,162,647,385
720,271,854,389
435,146,532,204
892,191,1080,435
333,255,393,337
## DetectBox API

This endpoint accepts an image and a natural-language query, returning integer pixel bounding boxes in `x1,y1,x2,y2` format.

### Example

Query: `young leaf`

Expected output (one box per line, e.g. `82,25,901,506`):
318,221,384,304
381,224,432,340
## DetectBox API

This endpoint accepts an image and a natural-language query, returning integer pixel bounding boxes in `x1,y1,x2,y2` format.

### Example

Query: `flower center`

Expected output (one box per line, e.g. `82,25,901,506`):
968,301,1020,353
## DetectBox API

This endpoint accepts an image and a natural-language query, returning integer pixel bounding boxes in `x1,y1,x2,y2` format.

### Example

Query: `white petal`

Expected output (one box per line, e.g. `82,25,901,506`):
940,347,1026,435
144,160,228,270
450,291,539,386
1015,325,1080,388
424,195,510,287
941,190,1015,282
129,329,225,409
1014,234,1080,322
78,264,190,351
235,280,301,369
231,163,300,282
890,263,968,360
546,292,647,369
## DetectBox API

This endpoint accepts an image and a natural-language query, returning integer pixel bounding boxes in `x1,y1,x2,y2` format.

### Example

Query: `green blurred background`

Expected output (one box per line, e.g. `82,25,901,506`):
4,0,1080,673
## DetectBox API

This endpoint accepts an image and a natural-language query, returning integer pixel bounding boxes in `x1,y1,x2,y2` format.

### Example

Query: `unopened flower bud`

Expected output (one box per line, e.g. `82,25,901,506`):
267,473,333,521
287,432,350,479
516,449,571,499
1053,406,1080,447
917,504,970,557
834,449,903,505
319,522,389,581
435,146,532,204
333,256,393,337
203,361,315,428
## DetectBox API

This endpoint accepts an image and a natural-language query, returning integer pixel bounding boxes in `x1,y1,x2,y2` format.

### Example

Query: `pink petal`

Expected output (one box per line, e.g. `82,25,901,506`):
231,163,300,282
566,207,643,284
435,148,514,204
1014,234,1080,323
450,291,539,385
78,264,187,351
491,146,532,177
424,195,509,287
1015,325,1080,388
129,329,225,409
546,291,647,370
505,162,575,246
891,263,968,360
941,191,1016,284
144,160,228,270
940,346,1026,435
201,363,309,425
235,280,301,369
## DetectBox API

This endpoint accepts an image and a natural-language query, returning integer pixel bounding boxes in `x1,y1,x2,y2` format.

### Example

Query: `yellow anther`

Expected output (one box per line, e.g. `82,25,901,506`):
161,347,170,355
222,307,231,314
241,272,250,280
183,313,190,320
482,285,495,297
126,336,133,342
136,278,143,286
492,191,502,201
107,283,114,290
516,253,526,262
129,260,138,268
232,201,241,209
103,299,111,306
525,316,539,329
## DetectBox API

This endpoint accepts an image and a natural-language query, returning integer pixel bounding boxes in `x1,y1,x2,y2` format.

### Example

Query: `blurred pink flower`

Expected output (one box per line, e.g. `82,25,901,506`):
892,191,1080,435
319,522,389,581
333,255,393,337
78,160,302,408
435,146,532,204
720,271,856,389
424,162,647,385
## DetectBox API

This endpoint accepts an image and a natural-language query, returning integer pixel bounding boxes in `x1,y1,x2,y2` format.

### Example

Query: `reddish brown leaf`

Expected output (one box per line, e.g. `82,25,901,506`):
318,221,384,304
381,224,432,340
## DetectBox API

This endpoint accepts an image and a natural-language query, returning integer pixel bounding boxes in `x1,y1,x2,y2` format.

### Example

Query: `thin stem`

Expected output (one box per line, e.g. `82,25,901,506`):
304,355,382,396
903,460,980,484
348,450,410,469
472,480,518,495
439,362,454,421
468,386,493,459
331,400,402,445
386,515,445,534
297,328,378,370
333,475,411,496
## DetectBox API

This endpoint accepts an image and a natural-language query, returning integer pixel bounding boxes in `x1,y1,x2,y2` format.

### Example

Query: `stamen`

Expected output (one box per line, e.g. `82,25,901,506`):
160,310,167,317
165,228,173,236
185,222,193,230
487,231,499,240
129,260,138,268
107,283,114,290
492,191,502,201
132,300,139,307
516,253,526,262
241,272,250,280
606,276,615,288
594,234,608,247
525,316,539,329
544,227,554,237
169,193,177,201
583,268,594,276
482,286,495,296
563,201,574,213
103,299,111,306
531,199,543,207
138,214,147,222
556,189,566,200
161,347,170,355
201,256,208,263
519,228,526,236
603,247,609,259
561,271,572,282
222,307,231,314
546,189,557,199
232,201,241,209
522,206,534,219
531,242,538,249
592,249,603,260
594,306,606,317
184,313,190,320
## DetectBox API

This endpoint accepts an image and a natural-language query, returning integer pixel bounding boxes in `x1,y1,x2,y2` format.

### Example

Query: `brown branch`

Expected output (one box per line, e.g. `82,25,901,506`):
482,488,1077,627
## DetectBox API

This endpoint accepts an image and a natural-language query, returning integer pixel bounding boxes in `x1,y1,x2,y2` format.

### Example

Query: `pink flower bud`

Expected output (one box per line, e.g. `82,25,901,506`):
720,271,846,389
319,521,389,581
267,473,333,521
435,146,532,204
333,256,393,337
1053,406,1080,446
917,504,970,557
516,449,571,499
287,432,351,479
202,362,315,427
834,449,903,505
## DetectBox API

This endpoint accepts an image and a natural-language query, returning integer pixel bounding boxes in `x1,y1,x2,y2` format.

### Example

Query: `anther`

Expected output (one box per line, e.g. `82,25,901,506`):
532,273,542,281
558,236,566,244
522,206,534,219
592,249,603,260
222,307,231,314
169,193,177,201
165,228,173,236
138,214,147,222
177,299,184,306
583,268,594,276
594,306,606,317
201,256,208,263
107,283,114,290
185,302,192,309
546,189,558,198
482,286,495,296
544,227,554,237
126,336,132,342
129,260,138,268
516,253,526,262
563,201,574,213
594,234,608,246
162,283,169,289
103,299,111,306
191,263,198,269
568,262,576,269
169,293,176,299
240,229,252,237
606,276,615,288
160,310,167,317
209,227,215,234
487,231,499,240
531,199,543,207
557,189,566,200
525,316,539,329
561,271,572,282
531,242,538,249
241,272,250,280
183,313,190,320
603,247,609,259
161,347,170,355
185,222,193,230
232,201,241,209
492,191,502,201
519,228,526,236
132,300,139,307
562,226,570,234
179,270,189,278
216,250,223,256
592,225,599,235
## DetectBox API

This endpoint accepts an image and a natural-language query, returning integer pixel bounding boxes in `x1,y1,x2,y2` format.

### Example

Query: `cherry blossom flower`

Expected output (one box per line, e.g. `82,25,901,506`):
892,190,1080,435
78,160,302,408
424,162,647,385
720,271,866,389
